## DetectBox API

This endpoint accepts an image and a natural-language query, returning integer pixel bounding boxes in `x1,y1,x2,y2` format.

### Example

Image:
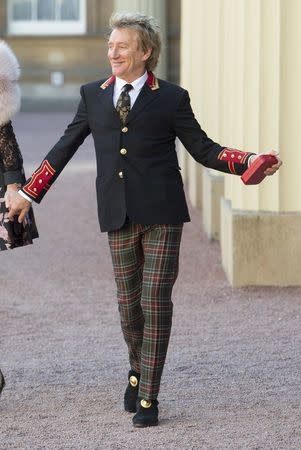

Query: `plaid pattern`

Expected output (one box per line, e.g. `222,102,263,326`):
108,222,183,400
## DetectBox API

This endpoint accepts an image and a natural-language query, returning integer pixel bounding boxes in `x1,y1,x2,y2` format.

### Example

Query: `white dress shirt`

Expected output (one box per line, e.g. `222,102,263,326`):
19,71,149,204
113,71,148,108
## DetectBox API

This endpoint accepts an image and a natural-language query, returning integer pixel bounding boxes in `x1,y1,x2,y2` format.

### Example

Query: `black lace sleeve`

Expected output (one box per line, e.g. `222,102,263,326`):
0,121,23,172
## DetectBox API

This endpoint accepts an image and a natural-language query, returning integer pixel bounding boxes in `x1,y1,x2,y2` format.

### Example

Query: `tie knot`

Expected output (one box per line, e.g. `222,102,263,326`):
123,83,133,93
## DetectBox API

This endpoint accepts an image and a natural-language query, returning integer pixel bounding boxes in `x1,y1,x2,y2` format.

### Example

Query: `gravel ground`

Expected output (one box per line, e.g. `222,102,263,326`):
0,113,300,449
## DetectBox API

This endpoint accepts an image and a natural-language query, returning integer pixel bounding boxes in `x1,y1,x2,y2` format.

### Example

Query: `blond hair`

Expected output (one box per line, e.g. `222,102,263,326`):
109,12,161,72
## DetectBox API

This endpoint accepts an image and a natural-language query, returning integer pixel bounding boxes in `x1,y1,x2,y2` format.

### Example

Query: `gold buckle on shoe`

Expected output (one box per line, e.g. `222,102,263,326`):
129,376,138,387
140,399,152,408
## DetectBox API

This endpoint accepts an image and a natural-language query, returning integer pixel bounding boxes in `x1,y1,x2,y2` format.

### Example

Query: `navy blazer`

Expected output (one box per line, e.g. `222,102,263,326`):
21,73,253,232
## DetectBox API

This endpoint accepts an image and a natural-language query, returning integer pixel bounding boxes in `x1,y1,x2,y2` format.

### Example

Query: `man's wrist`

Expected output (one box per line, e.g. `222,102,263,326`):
18,189,33,203
248,154,257,167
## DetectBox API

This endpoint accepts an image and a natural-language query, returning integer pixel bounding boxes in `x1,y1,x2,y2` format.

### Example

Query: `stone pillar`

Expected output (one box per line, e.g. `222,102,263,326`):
181,0,301,285
220,0,301,286
114,0,167,78
202,169,224,240
180,0,224,211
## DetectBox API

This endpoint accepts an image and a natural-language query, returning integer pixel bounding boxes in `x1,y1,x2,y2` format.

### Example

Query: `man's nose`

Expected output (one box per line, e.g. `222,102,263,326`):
109,48,119,58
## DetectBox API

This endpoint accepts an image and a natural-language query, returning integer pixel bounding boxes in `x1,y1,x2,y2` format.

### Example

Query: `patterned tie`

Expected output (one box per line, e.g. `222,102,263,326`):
116,83,133,124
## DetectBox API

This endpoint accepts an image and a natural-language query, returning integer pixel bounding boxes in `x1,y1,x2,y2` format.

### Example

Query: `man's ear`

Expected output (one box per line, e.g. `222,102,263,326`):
142,48,152,62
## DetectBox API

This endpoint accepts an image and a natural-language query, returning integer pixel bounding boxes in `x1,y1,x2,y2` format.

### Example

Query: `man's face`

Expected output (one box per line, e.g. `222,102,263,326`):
108,27,151,82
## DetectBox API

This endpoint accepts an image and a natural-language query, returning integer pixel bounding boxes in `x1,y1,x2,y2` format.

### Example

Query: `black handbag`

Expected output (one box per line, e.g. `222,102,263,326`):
7,207,39,249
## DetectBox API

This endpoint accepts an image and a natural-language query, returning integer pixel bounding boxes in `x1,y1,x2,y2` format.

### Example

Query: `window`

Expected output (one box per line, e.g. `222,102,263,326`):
8,0,86,35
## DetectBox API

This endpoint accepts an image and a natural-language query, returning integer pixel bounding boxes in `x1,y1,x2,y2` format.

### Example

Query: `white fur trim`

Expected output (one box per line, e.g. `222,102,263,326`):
0,40,20,81
0,80,21,126
0,40,21,125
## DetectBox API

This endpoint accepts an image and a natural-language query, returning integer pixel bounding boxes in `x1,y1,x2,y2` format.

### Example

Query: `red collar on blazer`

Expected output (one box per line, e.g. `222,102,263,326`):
100,71,159,91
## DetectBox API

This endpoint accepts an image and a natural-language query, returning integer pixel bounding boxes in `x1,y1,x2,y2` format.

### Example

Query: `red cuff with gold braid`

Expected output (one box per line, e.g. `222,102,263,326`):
23,160,56,199
218,148,251,174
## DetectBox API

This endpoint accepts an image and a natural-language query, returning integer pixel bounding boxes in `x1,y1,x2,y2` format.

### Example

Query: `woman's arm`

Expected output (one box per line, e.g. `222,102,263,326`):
0,121,24,208
0,40,23,188
0,121,24,185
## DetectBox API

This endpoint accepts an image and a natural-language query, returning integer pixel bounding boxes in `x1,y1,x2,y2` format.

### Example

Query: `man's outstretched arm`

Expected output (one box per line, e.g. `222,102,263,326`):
174,89,282,175
8,86,91,222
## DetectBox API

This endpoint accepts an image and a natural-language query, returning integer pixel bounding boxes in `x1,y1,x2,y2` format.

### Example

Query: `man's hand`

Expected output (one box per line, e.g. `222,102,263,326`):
251,150,282,176
5,183,20,209
7,191,31,223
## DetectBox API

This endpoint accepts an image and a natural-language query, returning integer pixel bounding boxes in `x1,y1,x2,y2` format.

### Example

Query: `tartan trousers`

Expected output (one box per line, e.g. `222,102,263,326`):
108,222,183,400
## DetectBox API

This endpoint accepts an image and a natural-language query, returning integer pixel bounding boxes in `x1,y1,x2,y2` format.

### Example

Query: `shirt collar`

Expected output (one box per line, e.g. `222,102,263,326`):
115,71,148,92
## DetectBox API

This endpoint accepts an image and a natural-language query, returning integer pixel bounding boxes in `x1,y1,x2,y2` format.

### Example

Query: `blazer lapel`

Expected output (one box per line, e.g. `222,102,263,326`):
125,83,159,124
97,82,120,124
96,72,160,125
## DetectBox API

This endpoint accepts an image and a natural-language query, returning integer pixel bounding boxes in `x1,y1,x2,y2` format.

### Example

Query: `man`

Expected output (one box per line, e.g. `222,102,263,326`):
9,13,282,427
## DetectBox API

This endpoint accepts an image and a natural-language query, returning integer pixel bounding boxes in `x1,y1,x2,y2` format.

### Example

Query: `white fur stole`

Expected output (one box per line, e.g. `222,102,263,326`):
0,40,21,126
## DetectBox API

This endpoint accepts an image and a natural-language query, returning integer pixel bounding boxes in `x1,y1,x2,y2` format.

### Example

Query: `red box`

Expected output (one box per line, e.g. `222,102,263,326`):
241,154,278,185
